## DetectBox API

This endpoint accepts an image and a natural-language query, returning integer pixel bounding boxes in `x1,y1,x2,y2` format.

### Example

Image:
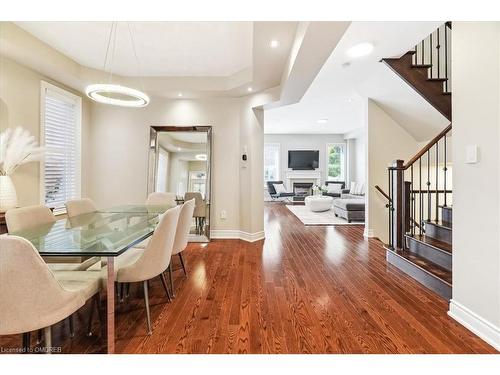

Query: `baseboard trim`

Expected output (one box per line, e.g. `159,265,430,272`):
210,230,265,243
363,228,375,238
448,299,500,351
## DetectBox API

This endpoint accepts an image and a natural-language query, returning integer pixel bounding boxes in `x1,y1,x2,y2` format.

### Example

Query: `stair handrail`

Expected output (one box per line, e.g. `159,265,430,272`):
390,124,452,171
375,185,391,202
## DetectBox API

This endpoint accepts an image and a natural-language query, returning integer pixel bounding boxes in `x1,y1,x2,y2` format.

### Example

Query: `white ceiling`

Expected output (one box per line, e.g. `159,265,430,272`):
265,21,446,138
16,22,253,77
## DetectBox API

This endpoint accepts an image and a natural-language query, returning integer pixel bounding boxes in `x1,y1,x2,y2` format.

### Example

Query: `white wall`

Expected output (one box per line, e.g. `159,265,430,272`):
365,99,419,241
448,22,500,351
264,133,347,187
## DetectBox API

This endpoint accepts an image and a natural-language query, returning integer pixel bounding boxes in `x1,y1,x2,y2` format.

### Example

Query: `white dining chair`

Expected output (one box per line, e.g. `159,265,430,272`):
0,236,102,353
168,199,195,297
5,205,101,272
65,198,97,217
146,192,176,206
112,205,181,334
184,192,206,235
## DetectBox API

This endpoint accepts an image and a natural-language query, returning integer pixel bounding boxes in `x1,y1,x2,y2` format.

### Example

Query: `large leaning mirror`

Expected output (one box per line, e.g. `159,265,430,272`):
148,126,212,242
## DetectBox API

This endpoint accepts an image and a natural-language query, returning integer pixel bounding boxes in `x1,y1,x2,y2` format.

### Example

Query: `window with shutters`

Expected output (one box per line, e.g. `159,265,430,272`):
40,81,82,214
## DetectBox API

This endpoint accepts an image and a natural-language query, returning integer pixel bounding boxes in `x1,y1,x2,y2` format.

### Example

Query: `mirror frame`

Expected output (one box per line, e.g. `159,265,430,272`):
148,125,213,241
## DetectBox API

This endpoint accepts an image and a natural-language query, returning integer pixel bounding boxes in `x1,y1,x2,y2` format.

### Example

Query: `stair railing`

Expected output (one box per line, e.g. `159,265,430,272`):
387,124,452,250
413,22,452,93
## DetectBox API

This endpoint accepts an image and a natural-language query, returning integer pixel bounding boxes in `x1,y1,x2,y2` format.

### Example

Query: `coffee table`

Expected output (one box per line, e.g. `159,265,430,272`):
304,195,334,212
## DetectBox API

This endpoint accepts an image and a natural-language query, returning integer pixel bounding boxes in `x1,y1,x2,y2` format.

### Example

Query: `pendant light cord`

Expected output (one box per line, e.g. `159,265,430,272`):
127,22,146,92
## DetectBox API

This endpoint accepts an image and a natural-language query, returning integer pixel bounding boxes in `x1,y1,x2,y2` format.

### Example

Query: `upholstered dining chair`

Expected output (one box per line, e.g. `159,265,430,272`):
0,236,102,353
5,205,99,271
168,199,195,297
146,192,176,206
65,198,97,218
184,192,205,235
113,205,181,334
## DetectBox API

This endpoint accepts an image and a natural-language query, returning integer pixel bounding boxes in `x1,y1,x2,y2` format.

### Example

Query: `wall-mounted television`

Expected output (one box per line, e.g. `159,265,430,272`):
288,150,319,170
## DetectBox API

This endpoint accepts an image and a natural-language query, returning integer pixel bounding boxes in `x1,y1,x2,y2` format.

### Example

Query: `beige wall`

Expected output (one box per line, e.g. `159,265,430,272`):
365,99,419,242
0,56,91,207
449,22,500,351
88,94,270,236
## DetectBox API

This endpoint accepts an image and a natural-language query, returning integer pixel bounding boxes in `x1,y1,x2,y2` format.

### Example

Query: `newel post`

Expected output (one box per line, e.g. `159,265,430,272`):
390,160,405,249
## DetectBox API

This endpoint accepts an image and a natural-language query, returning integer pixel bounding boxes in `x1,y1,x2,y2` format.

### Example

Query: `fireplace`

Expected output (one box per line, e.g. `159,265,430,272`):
293,182,313,202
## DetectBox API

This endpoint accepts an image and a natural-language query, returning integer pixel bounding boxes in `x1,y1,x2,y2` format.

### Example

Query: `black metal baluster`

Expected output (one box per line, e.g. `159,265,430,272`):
444,135,448,207
430,30,433,78
435,141,439,222
427,151,431,222
437,27,441,79
421,40,424,65
446,25,449,84
410,165,414,236
419,157,422,235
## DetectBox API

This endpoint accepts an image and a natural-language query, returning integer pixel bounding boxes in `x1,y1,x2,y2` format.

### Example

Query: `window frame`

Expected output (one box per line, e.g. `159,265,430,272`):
39,81,82,215
325,142,347,182
263,142,281,187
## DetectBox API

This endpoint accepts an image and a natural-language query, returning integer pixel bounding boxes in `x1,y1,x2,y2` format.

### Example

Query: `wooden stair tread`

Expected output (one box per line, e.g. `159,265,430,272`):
393,248,452,285
426,220,452,230
427,77,448,82
411,64,432,69
406,234,452,254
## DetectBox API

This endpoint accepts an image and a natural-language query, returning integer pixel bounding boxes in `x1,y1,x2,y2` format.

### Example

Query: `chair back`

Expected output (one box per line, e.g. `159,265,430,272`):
266,181,284,195
146,192,176,206
5,205,55,233
65,198,97,218
0,236,84,335
184,192,205,217
117,206,181,282
172,199,195,255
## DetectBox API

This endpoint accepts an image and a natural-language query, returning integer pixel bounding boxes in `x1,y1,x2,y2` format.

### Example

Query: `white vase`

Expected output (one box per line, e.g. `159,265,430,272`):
0,175,18,212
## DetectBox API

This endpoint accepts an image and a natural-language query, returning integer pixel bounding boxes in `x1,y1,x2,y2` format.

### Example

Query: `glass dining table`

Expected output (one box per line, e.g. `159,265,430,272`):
8,204,174,353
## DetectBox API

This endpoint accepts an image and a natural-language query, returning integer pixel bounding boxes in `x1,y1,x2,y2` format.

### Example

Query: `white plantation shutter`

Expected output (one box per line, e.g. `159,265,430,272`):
41,82,81,214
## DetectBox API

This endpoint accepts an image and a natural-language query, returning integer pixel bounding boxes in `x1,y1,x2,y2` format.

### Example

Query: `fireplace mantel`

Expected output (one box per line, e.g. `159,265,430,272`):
285,169,321,190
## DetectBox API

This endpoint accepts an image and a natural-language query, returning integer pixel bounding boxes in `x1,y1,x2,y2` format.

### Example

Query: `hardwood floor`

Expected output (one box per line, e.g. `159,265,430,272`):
0,203,496,353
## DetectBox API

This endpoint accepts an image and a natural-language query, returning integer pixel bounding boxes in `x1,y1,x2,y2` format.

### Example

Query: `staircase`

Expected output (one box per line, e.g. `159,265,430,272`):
381,23,453,300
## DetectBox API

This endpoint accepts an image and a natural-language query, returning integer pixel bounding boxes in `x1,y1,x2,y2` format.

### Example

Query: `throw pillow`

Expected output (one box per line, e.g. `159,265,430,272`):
327,183,342,194
355,182,364,195
349,182,357,195
273,183,286,194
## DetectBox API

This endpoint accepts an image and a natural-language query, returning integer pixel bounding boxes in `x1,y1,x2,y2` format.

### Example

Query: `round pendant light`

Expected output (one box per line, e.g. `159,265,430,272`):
85,84,149,107
85,22,150,108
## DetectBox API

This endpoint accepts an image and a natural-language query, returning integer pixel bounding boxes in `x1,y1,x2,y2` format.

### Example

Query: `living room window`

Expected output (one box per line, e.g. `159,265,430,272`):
264,143,280,185
40,81,82,214
326,143,346,182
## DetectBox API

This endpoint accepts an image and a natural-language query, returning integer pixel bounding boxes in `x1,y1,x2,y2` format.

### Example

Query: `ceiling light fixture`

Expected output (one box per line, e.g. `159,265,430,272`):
196,154,207,161
85,22,150,108
346,42,374,58
247,87,253,92
316,119,328,124
270,40,279,48
178,92,183,97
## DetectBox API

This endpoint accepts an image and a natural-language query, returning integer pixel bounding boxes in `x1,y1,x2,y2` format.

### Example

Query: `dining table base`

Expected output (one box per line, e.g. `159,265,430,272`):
106,257,115,354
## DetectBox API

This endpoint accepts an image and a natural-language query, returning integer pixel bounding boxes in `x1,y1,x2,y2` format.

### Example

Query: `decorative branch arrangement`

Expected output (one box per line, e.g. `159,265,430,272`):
0,127,45,176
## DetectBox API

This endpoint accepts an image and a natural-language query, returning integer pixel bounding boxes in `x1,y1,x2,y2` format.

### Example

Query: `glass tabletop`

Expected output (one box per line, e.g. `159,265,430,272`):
9,209,164,257
98,204,175,214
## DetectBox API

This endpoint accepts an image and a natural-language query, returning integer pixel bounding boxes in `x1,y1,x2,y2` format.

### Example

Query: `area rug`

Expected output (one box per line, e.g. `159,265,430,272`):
286,205,364,226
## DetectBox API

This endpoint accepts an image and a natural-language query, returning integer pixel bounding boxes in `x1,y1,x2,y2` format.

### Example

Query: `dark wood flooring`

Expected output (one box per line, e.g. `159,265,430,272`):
0,203,496,353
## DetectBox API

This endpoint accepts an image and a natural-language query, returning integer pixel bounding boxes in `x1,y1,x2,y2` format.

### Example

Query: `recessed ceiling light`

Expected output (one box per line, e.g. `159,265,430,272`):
270,40,279,48
316,119,328,124
177,92,183,97
346,42,374,58
247,87,253,92
177,147,181,151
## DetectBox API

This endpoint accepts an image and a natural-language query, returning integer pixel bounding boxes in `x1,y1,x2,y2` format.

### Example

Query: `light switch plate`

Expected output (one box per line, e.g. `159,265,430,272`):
466,145,478,164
